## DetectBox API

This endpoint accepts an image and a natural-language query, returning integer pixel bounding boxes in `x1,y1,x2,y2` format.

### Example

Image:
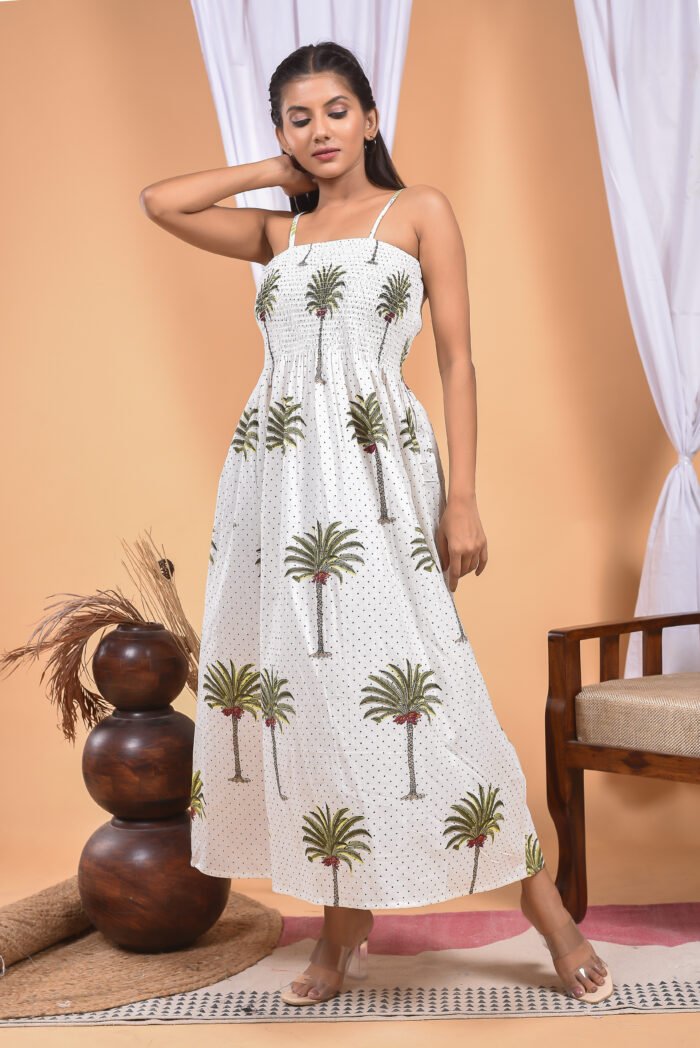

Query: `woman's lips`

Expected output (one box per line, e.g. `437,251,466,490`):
313,149,339,160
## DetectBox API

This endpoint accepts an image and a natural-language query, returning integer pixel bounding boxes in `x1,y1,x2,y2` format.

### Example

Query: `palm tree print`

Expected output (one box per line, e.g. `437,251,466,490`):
360,658,443,800
365,239,381,265
399,336,411,378
443,784,505,894
231,406,259,459
410,525,469,643
203,659,260,783
304,263,346,384
209,536,217,565
525,832,545,875
284,520,365,658
259,667,296,800
399,404,420,453
265,395,306,455
255,268,281,383
410,525,436,572
346,391,395,524
376,271,412,368
188,769,206,820
302,803,372,906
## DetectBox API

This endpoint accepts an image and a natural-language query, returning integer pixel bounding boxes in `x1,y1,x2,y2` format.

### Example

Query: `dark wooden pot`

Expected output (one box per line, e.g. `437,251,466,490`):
91,620,188,710
83,709,195,819
78,814,229,951
78,622,230,951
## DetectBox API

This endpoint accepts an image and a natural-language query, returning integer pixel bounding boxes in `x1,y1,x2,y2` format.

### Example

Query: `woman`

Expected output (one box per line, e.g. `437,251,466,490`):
139,41,612,1007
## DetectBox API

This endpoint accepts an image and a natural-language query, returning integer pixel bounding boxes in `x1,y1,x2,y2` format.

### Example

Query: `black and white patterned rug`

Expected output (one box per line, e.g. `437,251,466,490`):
1,903,698,1025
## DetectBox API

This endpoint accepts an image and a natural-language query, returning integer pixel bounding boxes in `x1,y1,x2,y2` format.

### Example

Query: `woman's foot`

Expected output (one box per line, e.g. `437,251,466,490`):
520,872,611,1000
288,907,374,1002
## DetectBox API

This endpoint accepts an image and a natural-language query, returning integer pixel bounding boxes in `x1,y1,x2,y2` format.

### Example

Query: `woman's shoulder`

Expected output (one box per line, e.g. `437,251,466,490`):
401,185,457,245
402,184,454,211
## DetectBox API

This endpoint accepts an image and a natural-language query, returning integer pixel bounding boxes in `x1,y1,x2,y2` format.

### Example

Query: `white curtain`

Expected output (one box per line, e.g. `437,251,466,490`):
573,0,700,675
189,0,413,287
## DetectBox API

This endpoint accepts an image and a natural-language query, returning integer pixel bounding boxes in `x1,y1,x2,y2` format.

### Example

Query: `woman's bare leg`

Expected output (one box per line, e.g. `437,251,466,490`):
289,905,374,1000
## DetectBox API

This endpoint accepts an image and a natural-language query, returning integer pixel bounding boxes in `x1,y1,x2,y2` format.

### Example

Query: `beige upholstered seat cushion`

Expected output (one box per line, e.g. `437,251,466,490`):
575,671,700,758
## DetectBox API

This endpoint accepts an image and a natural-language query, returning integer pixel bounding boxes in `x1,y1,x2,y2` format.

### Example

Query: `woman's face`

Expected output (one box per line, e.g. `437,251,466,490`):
277,73,377,175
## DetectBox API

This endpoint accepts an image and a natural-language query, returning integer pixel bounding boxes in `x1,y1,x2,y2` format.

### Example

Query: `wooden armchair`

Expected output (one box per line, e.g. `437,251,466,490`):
545,611,700,921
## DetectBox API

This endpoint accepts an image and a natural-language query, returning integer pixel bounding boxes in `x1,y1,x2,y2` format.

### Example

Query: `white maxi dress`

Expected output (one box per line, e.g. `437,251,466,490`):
190,187,546,908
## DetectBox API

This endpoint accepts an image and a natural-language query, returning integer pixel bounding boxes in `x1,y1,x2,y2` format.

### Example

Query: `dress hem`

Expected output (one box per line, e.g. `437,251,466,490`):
189,858,545,910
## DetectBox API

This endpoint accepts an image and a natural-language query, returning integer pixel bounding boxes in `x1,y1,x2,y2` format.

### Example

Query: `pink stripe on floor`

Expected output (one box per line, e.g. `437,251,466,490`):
278,902,700,951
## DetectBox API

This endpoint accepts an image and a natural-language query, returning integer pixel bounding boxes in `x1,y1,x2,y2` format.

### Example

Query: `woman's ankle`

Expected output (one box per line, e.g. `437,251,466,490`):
321,906,374,942
520,880,568,935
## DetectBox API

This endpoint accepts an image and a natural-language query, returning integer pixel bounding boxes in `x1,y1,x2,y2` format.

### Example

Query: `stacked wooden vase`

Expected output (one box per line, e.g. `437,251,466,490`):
78,622,229,951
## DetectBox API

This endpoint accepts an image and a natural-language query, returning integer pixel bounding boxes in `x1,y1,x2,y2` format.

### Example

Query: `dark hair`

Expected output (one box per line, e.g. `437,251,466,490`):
268,41,405,214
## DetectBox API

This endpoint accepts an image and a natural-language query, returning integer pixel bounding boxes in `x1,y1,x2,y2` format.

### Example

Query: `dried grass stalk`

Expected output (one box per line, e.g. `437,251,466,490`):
119,527,200,694
0,529,203,743
0,589,147,743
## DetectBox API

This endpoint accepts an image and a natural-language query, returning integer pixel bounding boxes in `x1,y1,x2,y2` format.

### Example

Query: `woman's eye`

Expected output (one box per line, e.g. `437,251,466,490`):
291,110,347,127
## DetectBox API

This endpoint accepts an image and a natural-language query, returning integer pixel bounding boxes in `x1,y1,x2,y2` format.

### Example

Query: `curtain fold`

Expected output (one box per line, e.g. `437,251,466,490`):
573,0,700,674
189,0,413,286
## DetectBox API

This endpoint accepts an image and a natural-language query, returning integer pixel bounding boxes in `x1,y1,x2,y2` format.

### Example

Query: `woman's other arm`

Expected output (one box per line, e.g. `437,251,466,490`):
414,186,487,588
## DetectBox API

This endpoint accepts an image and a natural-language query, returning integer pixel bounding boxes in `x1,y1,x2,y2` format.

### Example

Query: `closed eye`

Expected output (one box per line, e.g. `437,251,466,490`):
292,110,347,127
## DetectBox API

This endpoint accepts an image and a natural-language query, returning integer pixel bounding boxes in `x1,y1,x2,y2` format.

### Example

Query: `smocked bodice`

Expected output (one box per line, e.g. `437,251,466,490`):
253,189,424,377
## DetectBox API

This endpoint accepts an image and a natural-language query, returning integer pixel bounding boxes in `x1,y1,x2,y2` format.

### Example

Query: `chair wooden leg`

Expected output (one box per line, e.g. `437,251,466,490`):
546,761,588,922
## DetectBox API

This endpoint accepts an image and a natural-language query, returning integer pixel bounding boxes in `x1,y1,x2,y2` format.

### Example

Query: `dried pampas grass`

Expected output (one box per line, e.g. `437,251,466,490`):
0,529,201,743
119,529,200,695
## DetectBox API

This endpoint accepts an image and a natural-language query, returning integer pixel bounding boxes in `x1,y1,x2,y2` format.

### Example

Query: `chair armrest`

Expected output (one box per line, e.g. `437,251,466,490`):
548,611,700,644
546,612,700,741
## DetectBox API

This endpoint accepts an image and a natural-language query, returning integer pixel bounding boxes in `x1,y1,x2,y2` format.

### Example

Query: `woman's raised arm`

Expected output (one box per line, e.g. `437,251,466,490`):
138,155,315,263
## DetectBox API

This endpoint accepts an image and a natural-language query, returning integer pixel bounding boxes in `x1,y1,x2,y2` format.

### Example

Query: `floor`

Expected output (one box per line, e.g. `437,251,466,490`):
2,872,699,1046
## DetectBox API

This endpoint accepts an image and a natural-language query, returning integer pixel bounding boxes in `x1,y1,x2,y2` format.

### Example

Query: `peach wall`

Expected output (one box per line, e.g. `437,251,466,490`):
1,0,697,909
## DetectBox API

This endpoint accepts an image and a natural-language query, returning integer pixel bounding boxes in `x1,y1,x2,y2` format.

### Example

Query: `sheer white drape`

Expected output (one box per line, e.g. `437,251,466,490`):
189,0,413,287
573,0,700,675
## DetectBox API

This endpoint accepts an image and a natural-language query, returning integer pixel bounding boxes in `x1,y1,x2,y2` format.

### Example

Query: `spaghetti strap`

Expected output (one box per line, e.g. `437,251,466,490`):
368,188,405,240
288,210,306,248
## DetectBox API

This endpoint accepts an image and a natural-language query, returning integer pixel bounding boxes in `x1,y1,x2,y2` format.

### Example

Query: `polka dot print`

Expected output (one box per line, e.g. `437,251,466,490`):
189,188,546,908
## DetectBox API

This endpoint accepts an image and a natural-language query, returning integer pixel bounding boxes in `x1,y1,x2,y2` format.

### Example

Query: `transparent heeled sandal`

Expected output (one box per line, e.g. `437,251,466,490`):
536,913,613,1003
280,933,369,1006
522,895,613,1003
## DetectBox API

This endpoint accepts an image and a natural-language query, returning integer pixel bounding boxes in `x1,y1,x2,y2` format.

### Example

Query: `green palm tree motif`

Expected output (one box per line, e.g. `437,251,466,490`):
231,406,259,459
255,268,281,382
304,263,346,385
203,659,261,783
366,239,381,265
302,803,372,907
346,391,395,524
410,525,436,572
188,769,206,820
399,336,411,376
525,832,545,875
443,784,505,894
399,404,420,453
259,667,296,800
375,271,412,367
359,658,443,800
265,395,307,455
284,520,365,658
410,526,469,643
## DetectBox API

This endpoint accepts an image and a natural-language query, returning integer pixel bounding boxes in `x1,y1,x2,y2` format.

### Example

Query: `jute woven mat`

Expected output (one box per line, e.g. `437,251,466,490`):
0,876,283,1021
